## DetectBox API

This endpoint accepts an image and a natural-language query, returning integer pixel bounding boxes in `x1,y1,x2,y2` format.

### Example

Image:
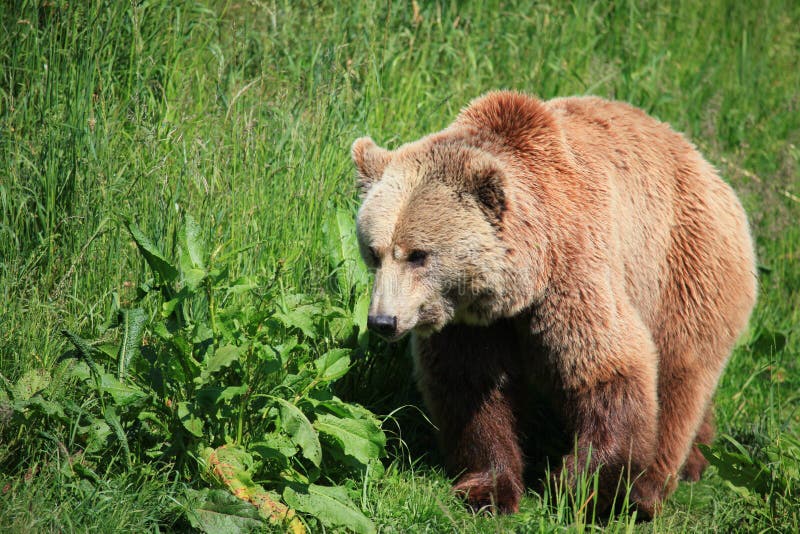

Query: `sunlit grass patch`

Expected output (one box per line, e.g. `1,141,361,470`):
1,0,799,530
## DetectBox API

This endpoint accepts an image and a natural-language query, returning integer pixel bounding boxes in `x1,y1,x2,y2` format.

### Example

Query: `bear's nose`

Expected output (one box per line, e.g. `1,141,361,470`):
367,314,398,337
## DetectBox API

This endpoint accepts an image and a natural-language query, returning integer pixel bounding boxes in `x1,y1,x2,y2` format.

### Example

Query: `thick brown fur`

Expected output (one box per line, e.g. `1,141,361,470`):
352,91,757,517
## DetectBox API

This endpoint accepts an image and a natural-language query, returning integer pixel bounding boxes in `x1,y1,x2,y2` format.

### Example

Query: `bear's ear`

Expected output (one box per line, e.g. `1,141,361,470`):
352,137,391,196
467,158,507,226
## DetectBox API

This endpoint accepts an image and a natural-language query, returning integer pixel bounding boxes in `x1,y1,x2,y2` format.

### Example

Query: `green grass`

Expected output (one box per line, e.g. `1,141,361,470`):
2,0,799,531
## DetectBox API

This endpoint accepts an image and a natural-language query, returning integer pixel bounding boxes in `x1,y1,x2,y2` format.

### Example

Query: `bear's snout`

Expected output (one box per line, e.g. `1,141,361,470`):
367,313,398,338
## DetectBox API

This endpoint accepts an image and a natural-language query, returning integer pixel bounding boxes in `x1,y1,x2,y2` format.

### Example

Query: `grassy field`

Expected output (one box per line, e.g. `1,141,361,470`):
1,0,799,531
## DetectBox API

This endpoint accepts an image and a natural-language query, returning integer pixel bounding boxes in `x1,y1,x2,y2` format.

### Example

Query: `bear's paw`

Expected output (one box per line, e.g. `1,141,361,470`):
452,470,523,514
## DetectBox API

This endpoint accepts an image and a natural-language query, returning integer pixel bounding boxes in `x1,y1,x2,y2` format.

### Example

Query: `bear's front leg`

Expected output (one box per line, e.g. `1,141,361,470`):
413,321,524,513
557,366,661,518
540,281,662,518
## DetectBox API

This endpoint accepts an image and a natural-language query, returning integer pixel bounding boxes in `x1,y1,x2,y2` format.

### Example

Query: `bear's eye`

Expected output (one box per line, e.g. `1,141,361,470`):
368,247,381,267
407,249,428,267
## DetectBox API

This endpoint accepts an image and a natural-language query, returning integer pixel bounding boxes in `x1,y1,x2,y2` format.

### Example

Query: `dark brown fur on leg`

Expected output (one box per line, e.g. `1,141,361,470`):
534,274,663,519
414,321,525,514
555,370,660,519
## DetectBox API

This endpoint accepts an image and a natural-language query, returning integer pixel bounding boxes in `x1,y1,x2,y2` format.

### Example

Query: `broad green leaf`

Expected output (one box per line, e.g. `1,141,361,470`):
99,373,147,406
328,316,356,343
194,323,215,345
250,433,295,474
202,445,257,489
169,332,200,377
97,343,118,359
137,411,168,432
279,369,314,396
699,443,773,496
324,207,370,293
15,396,66,419
125,220,179,283
178,401,205,437
83,419,112,454
284,483,375,534
253,344,281,375
208,266,230,286
196,384,248,411
226,276,258,294
201,446,303,531
207,345,242,374
161,296,181,318
117,308,146,380
196,386,226,409
252,432,297,458
313,396,376,421
152,320,172,340
314,413,386,465
181,214,206,270
313,349,351,383
276,305,320,339
198,345,241,385
270,397,322,467
182,267,207,291
178,214,208,290
218,385,249,403
62,329,95,358
281,293,312,309
13,369,50,401
274,337,298,358
185,488,264,534
68,361,92,381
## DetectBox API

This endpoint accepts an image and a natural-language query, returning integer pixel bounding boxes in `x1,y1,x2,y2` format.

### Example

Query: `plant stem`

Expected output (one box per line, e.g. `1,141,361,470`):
206,277,217,344
236,394,246,445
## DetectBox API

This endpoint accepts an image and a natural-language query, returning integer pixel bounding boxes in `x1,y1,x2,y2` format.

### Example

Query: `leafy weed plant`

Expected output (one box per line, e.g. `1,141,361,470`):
2,214,384,533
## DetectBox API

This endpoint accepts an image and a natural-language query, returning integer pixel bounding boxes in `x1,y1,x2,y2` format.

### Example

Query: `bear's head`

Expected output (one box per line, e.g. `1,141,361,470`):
352,135,510,340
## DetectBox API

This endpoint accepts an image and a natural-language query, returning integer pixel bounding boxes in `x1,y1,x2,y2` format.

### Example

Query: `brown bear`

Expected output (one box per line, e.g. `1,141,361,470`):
351,91,757,518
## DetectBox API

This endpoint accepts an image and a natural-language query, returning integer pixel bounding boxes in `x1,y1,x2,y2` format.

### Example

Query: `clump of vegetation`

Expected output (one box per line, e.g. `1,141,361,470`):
1,214,384,533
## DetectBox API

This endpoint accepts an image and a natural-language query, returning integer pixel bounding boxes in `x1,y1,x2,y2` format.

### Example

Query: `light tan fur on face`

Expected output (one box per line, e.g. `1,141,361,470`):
351,91,757,517
355,140,508,337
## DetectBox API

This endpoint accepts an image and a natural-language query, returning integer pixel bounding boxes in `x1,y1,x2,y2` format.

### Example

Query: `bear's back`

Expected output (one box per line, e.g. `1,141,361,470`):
543,96,753,330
